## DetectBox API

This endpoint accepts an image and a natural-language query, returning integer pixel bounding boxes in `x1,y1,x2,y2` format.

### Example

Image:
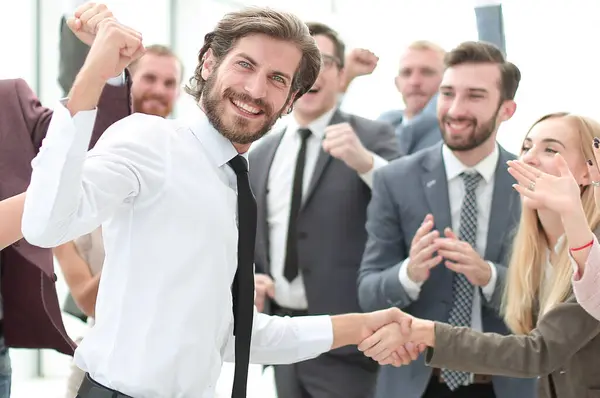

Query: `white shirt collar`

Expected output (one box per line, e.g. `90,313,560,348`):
186,108,249,169
442,143,499,183
286,107,337,139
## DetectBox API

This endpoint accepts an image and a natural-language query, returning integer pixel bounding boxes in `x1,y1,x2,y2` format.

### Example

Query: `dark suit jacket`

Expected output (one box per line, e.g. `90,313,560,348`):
357,143,535,398
249,109,400,365
427,297,600,398
378,94,441,156
0,76,131,355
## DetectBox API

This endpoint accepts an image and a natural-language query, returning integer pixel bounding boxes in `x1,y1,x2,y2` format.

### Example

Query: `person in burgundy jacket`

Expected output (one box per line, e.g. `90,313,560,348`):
0,6,131,395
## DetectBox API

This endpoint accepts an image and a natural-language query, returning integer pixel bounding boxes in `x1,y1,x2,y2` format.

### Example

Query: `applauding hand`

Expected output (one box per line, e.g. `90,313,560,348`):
507,154,581,216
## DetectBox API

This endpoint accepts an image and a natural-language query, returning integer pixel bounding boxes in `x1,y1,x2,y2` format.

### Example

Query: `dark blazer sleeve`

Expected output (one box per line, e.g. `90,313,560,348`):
58,16,90,96
425,299,600,378
360,119,403,160
357,164,414,312
14,75,132,153
13,79,54,152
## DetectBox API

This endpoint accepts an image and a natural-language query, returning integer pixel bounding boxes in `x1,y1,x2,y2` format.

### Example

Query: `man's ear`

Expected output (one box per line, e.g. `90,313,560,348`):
499,100,517,123
200,49,216,81
285,91,299,115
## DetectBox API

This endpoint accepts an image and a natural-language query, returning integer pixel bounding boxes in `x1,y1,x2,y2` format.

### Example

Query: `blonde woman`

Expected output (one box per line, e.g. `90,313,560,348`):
360,113,600,398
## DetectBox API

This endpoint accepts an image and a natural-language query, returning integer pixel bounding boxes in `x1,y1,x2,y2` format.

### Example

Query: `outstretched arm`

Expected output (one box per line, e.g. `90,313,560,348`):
359,301,600,378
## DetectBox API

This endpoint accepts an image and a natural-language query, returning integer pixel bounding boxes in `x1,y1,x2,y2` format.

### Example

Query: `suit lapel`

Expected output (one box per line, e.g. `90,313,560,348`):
420,144,452,231
255,131,285,273
301,110,345,210
485,148,515,260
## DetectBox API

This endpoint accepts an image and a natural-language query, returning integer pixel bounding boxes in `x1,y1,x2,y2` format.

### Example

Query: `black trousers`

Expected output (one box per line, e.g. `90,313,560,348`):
76,373,132,398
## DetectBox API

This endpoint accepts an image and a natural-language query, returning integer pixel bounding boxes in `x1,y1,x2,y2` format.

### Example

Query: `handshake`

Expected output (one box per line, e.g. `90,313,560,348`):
352,308,435,367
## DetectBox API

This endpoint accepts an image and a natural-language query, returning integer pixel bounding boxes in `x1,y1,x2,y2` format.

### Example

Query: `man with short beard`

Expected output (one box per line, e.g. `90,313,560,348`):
357,41,537,398
21,5,413,398
128,44,182,118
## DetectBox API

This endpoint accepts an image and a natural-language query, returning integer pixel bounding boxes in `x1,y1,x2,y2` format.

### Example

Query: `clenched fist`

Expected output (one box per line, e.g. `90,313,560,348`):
322,122,373,174
72,3,145,82
254,274,275,313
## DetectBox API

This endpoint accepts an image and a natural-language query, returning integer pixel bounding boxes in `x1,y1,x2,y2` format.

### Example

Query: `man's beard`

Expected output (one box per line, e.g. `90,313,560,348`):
133,94,172,118
439,108,500,152
201,73,286,145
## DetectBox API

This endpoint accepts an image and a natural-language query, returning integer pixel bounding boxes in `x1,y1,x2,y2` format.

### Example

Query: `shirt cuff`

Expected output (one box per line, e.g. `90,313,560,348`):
398,258,423,301
39,101,97,156
106,73,126,87
358,153,388,188
481,261,497,300
292,315,334,358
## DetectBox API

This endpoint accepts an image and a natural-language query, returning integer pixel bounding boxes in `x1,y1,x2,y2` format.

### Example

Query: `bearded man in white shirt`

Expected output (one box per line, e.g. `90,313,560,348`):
21,3,417,398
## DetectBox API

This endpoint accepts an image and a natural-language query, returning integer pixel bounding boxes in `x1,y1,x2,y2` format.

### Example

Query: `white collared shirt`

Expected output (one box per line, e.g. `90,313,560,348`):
398,144,499,334
22,103,333,398
267,108,387,309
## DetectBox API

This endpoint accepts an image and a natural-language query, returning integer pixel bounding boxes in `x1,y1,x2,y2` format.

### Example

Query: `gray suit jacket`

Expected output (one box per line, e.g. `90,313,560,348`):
357,143,536,398
249,109,401,365
378,94,441,156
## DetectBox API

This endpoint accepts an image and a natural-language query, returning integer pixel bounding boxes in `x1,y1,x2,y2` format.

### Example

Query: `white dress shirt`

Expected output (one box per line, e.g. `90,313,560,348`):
22,103,333,398
267,108,388,309
398,144,499,333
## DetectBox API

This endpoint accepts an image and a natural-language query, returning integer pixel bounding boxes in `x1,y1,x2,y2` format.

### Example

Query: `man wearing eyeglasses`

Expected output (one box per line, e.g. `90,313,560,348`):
248,22,401,398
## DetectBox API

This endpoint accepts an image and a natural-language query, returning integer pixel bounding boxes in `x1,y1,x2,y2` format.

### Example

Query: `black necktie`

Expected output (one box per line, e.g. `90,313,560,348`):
283,128,312,282
228,155,257,398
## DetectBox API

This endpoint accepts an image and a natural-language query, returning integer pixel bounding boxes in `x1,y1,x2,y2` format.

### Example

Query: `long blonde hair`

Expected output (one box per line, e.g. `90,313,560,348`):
503,112,600,334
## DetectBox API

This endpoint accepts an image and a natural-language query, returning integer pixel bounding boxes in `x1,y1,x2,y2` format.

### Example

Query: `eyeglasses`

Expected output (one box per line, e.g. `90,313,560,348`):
321,54,341,70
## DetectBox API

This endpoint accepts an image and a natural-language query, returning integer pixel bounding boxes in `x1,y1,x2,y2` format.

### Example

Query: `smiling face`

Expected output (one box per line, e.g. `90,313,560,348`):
437,62,515,152
130,53,182,118
200,33,302,145
520,116,590,210
292,34,342,122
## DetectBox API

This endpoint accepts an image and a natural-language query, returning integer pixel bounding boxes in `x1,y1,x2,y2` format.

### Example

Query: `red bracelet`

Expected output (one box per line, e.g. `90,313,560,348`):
570,239,594,252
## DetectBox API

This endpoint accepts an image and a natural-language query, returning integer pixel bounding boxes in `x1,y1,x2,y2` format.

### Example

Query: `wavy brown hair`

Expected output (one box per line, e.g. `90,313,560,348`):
185,7,321,103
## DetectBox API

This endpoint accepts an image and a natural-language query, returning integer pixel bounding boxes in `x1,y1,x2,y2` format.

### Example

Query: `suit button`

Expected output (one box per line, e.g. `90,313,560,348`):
298,232,307,239
53,273,58,282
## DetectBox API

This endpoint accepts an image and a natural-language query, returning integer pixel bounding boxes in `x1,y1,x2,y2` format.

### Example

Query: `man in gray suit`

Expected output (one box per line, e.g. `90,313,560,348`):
249,22,400,398
358,41,536,398
378,41,445,155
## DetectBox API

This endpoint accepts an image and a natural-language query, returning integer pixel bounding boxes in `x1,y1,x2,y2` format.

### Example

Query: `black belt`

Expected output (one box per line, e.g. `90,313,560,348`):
78,373,132,398
271,302,308,317
431,368,492,384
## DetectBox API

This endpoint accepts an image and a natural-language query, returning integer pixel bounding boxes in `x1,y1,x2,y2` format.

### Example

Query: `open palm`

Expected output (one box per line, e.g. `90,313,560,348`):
507,154,581,215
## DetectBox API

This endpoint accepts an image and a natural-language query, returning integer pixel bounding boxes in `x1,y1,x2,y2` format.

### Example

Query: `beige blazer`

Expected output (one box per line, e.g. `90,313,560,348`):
426,298,600,398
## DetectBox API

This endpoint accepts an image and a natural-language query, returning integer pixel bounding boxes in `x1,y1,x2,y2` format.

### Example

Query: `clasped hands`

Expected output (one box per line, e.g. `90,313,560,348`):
357,308,432,367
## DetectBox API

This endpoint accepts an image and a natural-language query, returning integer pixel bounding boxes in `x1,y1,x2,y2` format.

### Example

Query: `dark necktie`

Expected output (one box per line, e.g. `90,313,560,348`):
228,155,257,398
441,171,482,390
283,128,312,282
